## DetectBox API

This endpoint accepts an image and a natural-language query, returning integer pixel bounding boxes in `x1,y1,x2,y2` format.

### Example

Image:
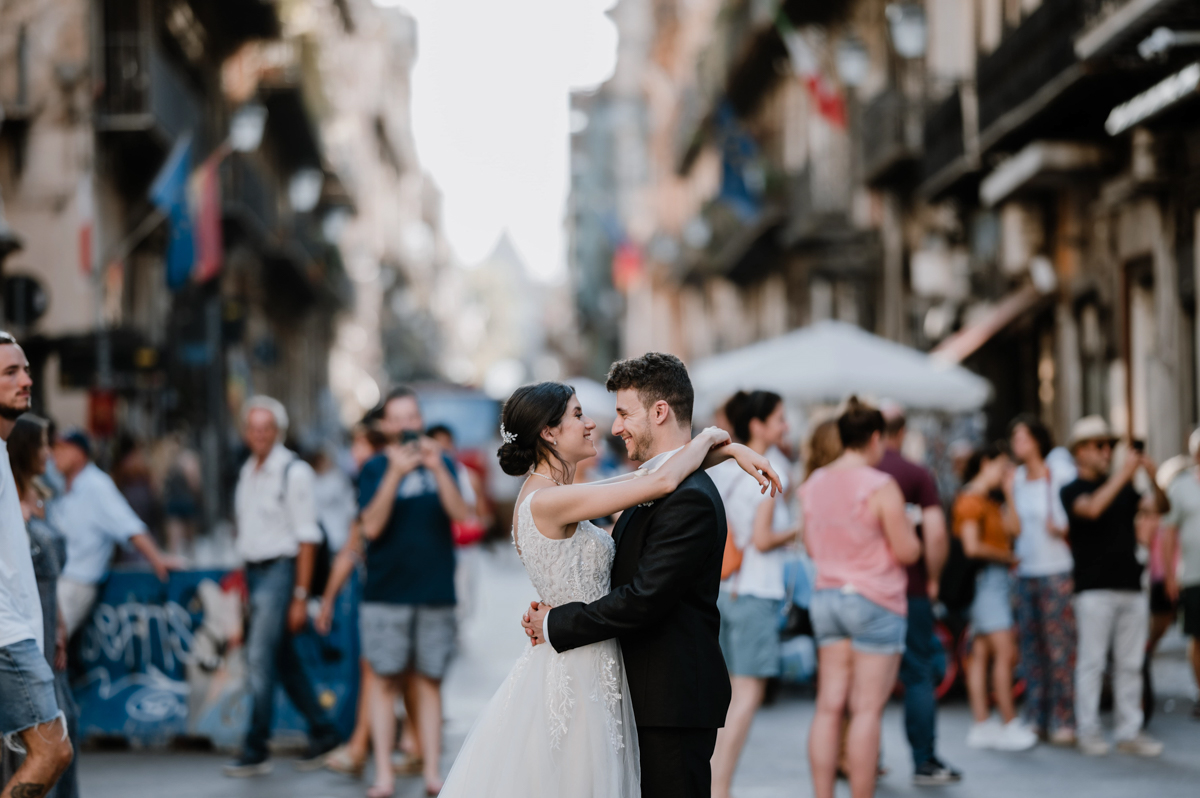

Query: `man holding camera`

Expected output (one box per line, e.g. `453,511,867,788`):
358,387,469,796
1060,416,1168,758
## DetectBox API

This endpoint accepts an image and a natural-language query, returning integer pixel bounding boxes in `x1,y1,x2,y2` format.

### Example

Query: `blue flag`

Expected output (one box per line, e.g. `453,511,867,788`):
149,135,195,291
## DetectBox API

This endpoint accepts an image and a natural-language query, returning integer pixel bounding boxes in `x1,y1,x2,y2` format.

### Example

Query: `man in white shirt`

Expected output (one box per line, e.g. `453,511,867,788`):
224,396,340,777
0,332,73,798
50,428,178,636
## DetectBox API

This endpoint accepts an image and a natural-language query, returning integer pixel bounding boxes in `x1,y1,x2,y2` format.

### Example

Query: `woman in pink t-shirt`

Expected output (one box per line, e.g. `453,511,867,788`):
798,398,921,798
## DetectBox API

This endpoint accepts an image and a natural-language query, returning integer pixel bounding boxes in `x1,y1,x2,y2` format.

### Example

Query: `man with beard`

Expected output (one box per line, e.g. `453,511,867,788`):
0,332,74,798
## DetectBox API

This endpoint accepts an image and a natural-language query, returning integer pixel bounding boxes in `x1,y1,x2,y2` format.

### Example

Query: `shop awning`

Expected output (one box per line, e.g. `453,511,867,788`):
930,284,1046,365
691,320,992,416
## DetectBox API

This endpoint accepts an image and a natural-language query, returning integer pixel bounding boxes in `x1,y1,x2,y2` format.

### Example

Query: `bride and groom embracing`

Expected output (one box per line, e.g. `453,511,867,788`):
438,353,781,798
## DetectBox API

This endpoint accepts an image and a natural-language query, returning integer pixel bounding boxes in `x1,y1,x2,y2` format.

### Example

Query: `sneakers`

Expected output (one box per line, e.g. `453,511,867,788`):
913,757,963,786
1077,734,1111,757
1115,733,1164,758
991,719,1038,752
967,717,1037,751
223,755,273,777
966,718,1001,749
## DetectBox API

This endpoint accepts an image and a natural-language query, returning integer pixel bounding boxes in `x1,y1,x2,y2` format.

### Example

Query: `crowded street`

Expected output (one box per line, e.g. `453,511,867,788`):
4,1,1200,798
76,545,1200,798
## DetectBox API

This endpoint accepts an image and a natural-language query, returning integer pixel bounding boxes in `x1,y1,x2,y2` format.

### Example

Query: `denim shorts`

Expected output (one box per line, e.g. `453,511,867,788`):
718,593,782,678
810,588,907,655
0,638,60,738
360,603,457,679
971,564,1014,635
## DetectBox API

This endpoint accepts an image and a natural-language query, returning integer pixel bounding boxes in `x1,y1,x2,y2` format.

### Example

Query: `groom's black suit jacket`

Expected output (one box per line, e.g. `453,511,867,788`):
546,469,732,729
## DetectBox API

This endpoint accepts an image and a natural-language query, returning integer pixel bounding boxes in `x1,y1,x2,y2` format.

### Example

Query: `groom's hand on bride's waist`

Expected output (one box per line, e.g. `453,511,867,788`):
522,601,552,646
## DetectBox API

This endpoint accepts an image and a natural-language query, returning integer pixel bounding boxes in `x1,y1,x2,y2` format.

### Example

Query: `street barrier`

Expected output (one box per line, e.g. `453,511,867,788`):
70,568,360,749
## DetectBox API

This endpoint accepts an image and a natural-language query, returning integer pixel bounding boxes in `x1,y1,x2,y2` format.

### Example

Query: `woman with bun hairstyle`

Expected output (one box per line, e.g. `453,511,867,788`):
799,397,921,798
438,380,779,798
709,390,799,798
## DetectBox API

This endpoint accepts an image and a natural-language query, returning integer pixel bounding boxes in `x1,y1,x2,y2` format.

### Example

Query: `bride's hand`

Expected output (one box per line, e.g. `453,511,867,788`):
702,426,732,449
729,443,783,497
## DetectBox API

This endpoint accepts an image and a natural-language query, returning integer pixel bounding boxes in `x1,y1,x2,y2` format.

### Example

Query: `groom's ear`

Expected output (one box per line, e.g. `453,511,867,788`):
651,399,672,427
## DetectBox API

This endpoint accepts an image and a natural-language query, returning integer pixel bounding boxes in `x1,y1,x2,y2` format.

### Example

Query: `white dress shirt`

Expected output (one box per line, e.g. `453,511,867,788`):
234,444,322,564
52,461,148,585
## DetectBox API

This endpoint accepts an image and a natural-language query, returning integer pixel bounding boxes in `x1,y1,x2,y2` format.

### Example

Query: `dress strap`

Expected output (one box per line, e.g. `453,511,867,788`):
512,489,541,557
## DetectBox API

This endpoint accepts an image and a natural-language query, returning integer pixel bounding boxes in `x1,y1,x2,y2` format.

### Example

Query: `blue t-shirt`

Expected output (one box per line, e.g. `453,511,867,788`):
358,454,457,606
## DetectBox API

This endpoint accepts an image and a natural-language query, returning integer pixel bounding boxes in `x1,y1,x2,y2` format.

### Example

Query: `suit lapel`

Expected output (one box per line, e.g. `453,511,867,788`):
612,505,638,550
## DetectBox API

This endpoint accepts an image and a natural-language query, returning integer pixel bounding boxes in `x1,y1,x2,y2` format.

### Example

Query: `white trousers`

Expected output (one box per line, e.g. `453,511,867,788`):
1074,589,1148,741
57,578,99,637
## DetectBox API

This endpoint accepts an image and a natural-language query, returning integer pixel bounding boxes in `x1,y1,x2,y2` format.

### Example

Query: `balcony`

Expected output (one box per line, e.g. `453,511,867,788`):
861,89,925,188
222,153,281,246
95,26,203,145
918,88,979,201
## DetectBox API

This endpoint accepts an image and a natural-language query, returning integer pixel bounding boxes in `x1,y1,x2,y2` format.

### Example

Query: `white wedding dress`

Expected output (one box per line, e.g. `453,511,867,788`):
439,491,640,797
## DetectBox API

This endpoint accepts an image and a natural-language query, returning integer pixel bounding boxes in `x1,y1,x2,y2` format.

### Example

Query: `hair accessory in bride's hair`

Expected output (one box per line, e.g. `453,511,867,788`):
500,424,518,445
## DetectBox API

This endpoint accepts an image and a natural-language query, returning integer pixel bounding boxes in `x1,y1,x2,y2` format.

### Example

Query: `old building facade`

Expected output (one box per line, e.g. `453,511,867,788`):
572,0,1200,459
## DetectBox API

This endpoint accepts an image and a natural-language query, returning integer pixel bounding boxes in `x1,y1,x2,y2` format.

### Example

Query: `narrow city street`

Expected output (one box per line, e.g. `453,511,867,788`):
79,544,1200,798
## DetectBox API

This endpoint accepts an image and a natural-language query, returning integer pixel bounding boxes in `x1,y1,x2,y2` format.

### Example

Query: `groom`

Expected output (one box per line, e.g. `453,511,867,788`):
522,352,731,798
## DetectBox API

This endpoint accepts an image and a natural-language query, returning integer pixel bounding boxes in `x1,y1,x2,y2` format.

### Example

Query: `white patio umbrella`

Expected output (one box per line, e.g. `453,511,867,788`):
691,320,992,417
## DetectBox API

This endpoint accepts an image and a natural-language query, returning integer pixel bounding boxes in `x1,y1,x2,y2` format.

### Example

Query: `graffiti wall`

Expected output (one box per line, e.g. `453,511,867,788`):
71,568,360,749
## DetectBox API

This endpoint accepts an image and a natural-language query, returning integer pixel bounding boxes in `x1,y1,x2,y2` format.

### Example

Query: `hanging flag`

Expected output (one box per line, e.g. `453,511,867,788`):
189,151,224,283
149,135,196,291
777,17,847,128
77,174,94,275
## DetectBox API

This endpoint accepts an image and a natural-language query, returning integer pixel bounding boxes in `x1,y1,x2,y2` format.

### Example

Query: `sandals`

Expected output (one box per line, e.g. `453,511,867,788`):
324,745,367,778
391,752,425,776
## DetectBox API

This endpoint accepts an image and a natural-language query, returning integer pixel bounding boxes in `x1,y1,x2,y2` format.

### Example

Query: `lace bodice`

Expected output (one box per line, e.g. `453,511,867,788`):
514,491,615,607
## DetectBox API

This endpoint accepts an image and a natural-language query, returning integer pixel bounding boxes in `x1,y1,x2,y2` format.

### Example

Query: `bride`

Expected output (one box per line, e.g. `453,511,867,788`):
438,381,777,798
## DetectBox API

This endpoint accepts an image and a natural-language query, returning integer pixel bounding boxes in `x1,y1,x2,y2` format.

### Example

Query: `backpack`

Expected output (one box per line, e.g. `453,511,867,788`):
281,458,332,598
938,533,979,613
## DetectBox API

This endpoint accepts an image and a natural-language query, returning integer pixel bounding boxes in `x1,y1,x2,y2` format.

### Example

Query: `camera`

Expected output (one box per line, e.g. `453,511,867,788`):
1131,439,1145,453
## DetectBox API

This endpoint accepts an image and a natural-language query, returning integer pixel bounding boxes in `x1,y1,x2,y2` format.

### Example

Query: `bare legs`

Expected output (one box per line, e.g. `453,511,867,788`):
967,630,1016,723
367,675,399,798
410,674,444,794
809,642,900,798
710,676,766,798
2,717,73,798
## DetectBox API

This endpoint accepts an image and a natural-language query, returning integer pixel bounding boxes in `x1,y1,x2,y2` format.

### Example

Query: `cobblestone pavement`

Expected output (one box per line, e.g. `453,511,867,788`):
79,546,1200,798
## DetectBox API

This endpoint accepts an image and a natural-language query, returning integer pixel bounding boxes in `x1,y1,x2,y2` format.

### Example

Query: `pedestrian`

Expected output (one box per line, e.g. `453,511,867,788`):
161,443,202,557
954,442,1036,751
876,406,961,785
1161,428,1200,720
0,333,74,798
709,391,799,798
1060,415,1167,756
308,447,357,555
798,397,920,798
50,427,179,637
357,387,470,797
319,421,390,780
223,396,342,777
2,415,78,798
803,418,842,481
1008,414,1077,745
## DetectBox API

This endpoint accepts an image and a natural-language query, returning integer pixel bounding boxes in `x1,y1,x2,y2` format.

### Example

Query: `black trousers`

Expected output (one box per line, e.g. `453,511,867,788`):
637,726,718,798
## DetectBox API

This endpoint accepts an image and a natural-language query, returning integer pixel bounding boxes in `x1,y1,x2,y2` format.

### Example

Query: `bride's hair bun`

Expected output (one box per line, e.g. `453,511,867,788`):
497,382,577,477
497,440,537,477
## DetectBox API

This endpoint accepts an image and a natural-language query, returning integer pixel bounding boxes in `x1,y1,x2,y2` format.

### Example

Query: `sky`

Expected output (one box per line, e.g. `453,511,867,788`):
379,0,620,280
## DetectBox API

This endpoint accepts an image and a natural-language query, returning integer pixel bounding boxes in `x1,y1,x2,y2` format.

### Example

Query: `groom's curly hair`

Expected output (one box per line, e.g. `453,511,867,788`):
605,352,693,427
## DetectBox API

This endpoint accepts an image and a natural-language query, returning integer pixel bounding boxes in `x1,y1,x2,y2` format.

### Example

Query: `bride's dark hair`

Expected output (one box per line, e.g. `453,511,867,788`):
497,382,576,478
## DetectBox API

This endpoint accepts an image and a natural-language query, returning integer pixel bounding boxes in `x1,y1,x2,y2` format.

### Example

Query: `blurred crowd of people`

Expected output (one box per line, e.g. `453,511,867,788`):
702,390,1200,798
